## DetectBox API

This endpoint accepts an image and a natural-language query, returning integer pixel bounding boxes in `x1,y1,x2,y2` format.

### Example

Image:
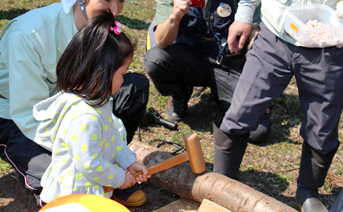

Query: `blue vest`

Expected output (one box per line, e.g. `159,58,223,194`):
175,0,245,64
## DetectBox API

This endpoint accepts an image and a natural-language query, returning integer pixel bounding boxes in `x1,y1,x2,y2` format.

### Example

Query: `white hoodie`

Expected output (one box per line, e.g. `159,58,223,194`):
33,92,136,203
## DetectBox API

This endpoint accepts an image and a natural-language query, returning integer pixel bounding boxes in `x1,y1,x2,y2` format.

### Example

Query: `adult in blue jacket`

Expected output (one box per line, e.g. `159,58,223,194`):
0,0,148,207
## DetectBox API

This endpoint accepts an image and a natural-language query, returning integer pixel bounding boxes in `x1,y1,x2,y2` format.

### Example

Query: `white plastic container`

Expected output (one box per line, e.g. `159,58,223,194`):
285,4,343,47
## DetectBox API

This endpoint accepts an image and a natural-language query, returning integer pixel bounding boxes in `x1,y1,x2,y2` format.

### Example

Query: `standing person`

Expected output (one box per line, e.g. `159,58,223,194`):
34,10,150,205
214,0,343,211
144,0,271,143
0,0,149,207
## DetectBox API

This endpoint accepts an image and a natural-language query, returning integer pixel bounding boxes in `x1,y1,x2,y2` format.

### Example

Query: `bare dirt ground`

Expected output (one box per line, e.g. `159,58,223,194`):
0,168,180,212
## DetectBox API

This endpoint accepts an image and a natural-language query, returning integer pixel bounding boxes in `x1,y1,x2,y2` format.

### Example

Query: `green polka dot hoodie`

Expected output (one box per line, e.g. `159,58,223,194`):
33,92,136,203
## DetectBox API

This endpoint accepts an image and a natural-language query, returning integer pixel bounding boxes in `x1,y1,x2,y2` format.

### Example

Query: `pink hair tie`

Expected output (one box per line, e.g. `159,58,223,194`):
110,21,122,35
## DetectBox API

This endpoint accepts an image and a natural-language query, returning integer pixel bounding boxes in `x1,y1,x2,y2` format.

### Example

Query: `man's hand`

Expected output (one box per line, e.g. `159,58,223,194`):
172,0,192,21
227,21,252,53
155,0,192,48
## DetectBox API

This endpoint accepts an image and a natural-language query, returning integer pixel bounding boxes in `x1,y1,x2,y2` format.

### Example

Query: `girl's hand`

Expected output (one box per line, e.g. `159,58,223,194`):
118,172,136,189
127,162,151,183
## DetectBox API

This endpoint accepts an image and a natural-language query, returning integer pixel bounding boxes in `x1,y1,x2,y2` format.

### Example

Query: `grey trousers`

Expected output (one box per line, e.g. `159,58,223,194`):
220,22,343,154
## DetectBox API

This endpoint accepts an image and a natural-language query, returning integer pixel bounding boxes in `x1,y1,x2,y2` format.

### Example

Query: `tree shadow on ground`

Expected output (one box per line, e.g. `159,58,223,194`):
116,15,150,30
184,90,302,145
0,9,30,20
239,169,341,211
183,91,222,133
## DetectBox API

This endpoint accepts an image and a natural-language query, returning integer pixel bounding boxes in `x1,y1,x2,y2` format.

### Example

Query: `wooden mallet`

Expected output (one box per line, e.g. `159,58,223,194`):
103,132,206,193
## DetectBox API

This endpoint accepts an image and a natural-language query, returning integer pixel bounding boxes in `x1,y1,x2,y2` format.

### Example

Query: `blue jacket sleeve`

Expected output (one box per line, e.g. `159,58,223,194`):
6,30,52,148
235,0,261,25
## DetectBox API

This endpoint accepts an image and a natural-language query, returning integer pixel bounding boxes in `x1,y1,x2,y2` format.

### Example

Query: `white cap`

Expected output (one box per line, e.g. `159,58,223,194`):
336,1,343,19
61,0,77,14
337,1,343,10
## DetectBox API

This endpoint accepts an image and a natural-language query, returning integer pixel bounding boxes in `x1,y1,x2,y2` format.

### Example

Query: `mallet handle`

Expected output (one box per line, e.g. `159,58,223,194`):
103,152,189,193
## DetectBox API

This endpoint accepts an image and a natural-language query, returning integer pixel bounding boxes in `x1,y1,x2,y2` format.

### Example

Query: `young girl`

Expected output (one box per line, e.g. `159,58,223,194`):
33,10,150,204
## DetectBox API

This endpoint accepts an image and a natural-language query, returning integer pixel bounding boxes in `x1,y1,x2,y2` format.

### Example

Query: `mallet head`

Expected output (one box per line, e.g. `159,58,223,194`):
183,132,206,174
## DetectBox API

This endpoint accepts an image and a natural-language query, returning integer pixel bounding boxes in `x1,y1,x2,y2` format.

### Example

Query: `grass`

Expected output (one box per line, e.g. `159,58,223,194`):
1,0,343,211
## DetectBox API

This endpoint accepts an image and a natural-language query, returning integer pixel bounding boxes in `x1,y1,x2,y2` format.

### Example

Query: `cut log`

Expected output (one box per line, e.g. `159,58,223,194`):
128,140,297,212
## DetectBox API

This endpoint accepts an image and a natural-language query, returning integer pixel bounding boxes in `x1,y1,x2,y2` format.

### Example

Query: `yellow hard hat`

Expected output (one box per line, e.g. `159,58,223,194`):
39,194,130,212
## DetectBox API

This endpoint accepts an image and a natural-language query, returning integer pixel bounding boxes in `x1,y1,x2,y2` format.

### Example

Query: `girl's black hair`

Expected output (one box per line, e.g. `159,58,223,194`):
57,10,136,107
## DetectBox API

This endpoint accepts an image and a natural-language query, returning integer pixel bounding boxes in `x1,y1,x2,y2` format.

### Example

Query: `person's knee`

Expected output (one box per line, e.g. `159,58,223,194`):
136,74,149,105
124,73,149,91
128,73,149,104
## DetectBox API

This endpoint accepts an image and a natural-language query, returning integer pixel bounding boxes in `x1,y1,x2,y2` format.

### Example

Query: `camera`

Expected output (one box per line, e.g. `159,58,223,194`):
191,0,204,8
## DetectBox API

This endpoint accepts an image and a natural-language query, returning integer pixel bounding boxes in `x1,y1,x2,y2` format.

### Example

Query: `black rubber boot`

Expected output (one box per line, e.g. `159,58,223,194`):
249,113,272,143
167,86,193,122
296,142,339,212
212,118,249,180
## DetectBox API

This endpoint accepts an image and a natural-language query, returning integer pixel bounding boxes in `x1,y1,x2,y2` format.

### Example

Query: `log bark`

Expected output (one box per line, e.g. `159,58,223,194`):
128,140,297,212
